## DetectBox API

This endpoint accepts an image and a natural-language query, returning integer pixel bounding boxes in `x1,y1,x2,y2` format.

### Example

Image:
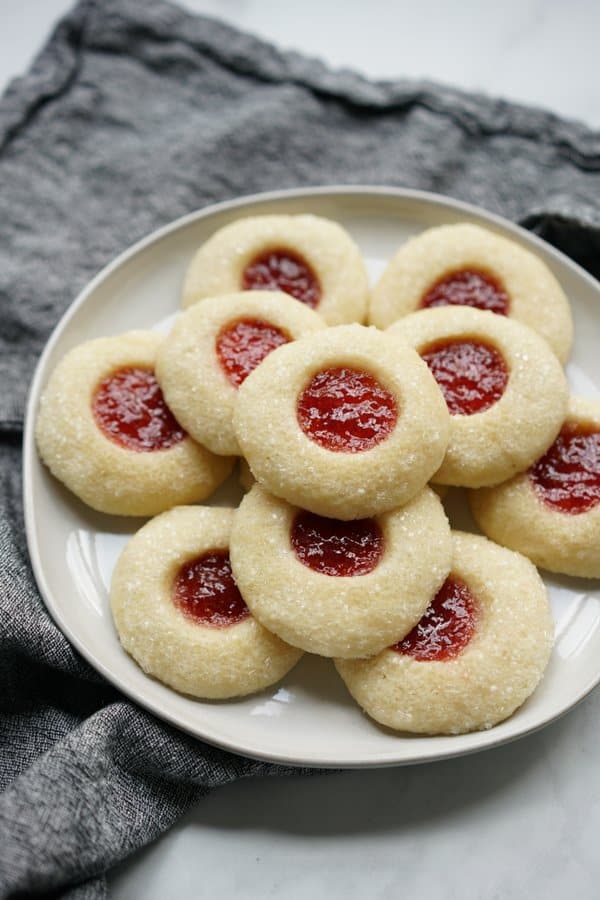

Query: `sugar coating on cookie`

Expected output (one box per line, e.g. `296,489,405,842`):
335,531,554,734
181,214,369,326
230,483,451,658
36,331,233,516
470,396,600,578
233,324,450,519
156,292,326,456
111,506,303,698
370,222,573,362
387,306,568,488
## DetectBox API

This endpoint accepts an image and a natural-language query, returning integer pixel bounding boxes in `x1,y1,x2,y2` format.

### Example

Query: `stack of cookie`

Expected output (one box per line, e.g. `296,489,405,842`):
36,213,599,736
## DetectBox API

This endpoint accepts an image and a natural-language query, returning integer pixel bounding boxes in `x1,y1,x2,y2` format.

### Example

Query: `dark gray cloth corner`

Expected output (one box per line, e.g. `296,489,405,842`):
1,0,599,896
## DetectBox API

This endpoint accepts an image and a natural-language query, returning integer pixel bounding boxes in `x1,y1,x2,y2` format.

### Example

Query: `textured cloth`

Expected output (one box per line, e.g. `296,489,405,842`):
1,0,600,896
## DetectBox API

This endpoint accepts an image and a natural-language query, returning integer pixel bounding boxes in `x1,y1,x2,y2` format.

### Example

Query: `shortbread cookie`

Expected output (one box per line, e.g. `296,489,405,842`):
36,331,233,516
156,291,325,456
234,324,450,519
182,214,369,325
230,484,451,658
470,396,600,578
111,506,303,698
387,307,568,488
335,531,554,734
370,222,573,362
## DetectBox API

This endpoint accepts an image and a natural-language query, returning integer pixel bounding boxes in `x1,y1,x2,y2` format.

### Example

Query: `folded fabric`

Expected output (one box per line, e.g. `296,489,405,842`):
1,0,599,896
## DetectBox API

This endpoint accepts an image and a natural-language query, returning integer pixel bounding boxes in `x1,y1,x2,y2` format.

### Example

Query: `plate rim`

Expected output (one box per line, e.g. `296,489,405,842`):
23,184,600,768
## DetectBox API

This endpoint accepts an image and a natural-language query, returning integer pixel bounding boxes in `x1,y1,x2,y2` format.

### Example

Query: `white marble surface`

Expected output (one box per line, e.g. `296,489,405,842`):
3,1,600,898
110,706,600,899
3,0,600,127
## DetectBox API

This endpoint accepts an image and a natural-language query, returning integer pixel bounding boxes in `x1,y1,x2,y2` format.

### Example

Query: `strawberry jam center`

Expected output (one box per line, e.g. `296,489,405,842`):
393,577,478,661
92,367,186,451
291,512,384,576
216,318,289,387
297,367,398,452
242,248,321,308
421,339,508,416
421,268,509,315
172,550,250,627
529,423,600,514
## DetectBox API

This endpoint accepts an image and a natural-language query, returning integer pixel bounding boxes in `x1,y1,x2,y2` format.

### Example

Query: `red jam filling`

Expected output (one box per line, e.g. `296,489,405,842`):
297,367,398,452
421,269,509,315
172,550,250,627
421,339,508,416
393,576,478,661
92,367,186,451
242,248,321,308
529,423,600,514
216,318,290,387
291,512,384,576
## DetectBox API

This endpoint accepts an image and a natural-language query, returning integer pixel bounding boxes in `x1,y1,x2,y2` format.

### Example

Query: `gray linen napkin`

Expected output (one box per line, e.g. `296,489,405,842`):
1,0,599,896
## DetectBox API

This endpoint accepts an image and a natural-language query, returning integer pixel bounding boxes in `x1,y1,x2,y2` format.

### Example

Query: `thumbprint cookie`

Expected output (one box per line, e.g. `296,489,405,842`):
181,214,369,325
111,506,303,698
233,324,450,519
156,291,325,456
387,306,568,488
230,483,451,658
335,531,554,734
36,331,233,516
370,223,573,362
470,396,600,578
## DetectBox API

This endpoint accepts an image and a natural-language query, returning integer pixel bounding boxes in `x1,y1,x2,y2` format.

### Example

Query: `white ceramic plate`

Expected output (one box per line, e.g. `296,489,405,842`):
24,187,600,768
